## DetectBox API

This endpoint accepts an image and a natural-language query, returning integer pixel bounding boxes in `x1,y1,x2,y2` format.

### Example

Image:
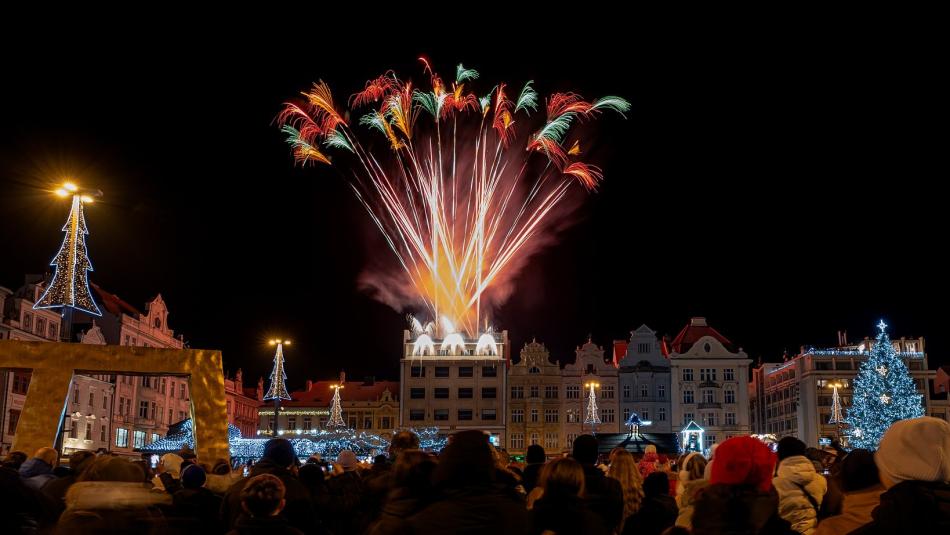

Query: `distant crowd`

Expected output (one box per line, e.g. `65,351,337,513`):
2,416,949,534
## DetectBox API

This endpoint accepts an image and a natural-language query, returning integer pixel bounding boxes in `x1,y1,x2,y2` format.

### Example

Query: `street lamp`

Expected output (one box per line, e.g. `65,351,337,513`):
264,339,291,436
584,381,601,435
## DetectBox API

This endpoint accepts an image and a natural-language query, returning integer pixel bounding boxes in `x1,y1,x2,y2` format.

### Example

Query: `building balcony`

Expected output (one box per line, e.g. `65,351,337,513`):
698,381,721,389
698,402,722,409
135,417,157,428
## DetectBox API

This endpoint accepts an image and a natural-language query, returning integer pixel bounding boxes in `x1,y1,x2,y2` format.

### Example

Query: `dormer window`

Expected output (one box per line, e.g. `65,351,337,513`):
586,364,595,374
154,317,162,329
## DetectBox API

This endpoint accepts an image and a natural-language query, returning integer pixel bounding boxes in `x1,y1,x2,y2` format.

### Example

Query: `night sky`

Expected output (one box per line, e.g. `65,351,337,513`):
1,25,944,387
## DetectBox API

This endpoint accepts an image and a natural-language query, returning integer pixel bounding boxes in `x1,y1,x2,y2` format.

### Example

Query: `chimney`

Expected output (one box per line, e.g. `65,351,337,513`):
306,379,313,392
690,317,707,327
837,330,848,347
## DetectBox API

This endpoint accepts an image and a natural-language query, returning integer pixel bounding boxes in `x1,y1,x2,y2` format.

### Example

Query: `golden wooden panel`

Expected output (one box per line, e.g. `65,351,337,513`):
0,340,228,462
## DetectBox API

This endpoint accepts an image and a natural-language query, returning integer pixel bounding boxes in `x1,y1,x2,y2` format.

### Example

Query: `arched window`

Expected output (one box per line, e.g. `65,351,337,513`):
529,366,541,374
154,317,162,329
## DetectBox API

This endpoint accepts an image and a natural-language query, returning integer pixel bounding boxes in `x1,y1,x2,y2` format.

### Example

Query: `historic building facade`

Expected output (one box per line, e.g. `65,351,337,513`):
507,339,563,456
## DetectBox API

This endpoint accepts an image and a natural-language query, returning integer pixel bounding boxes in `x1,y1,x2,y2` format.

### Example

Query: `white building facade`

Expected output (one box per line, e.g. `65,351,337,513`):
669,317,752,451
617,325,673,434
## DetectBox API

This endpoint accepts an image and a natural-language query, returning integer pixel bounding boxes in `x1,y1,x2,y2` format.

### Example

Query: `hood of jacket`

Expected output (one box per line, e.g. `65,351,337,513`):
19,457,53,478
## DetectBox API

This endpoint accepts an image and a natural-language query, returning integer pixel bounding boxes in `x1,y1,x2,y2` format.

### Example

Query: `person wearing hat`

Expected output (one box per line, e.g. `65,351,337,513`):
772,436,827,535
814,449,883,535
692,436,798,535
221,438,314,533
172,464,222,531
326,450,366,534
850,417,950,533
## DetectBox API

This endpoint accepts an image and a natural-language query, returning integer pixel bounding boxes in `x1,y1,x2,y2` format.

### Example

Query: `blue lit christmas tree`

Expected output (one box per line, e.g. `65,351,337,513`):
845,320,923,449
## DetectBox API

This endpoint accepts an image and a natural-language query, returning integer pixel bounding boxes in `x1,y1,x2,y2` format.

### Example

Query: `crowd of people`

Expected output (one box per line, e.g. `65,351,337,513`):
2,416,949,534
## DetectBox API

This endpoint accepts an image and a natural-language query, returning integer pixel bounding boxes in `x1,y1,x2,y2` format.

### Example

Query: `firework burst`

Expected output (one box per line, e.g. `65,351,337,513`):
280,59,629,337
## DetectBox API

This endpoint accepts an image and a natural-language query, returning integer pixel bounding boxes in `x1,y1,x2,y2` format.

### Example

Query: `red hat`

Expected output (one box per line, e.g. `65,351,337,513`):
710,436,775,492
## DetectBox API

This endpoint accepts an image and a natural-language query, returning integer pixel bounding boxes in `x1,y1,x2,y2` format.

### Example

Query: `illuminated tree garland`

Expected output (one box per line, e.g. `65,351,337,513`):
327,384,346,428
584,383,600,430
34,194,101,315
264,342,291,402
844,320,924,449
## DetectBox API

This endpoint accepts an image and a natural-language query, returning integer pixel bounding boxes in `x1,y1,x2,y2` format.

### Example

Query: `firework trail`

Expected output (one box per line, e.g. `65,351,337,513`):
279,59,629,337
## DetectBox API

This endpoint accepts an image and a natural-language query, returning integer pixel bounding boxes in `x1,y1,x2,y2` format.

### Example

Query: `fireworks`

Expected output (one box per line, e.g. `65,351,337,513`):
279,59,629,337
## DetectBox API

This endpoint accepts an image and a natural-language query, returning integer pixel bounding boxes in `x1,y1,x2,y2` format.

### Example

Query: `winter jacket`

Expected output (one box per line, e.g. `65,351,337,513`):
226,513,304,535
691,484,798,535
638,452,658,479
408,484,529,535
55,481,173,534
813,485,883,535
675,478,709,529
622,493,678,535
369,486,431,535
531,493,611,535
849,480,950,534
521,462,544,493
172,486,224,532
582,463,625,533
19,457,56,491
772,455,827,535
326,469,366,534
221,459,315,533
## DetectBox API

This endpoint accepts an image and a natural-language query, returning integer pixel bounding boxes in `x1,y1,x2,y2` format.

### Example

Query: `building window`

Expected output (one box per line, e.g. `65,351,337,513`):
724,369,735,381
684,412,694,424
482,409,497,420
12,372,30,394
435,367,450,378
682,368,693,381
566,408,579,423
380,417,392,429
179,411,185,421
142,376,150,387
303,417,312,430
601,408,615,423
544,409,559,423
49,322,59,339
602,385,615,399
511,386,524,399
434,387,449,399
640,385,649,398
725,389,735,404
434,409,449,421
179,384,186,399
36,317,46,336
73,387,79,404
529,366,541,374
458,387,473,399
482,387,497,399
458,409,473,421
704,434,716,449
642,409,650,420
529,385,539,398
658,407,666,421
511,433,524,449
102,394,108,410
349,417,359,429
160,378,166,394
458,366,473,377
700,368,717,382
409,409,425,421
133,430,146,448
116,428,129,448
725,412,736,425
288,417,296,429
530,433,540,446
168,409,174,424
545,433,558,450
410,388,425,399
69,420,77,439
511,409,525,423
139,401,149,419
638,342,650,353
683,390,694,404
530,409,539,423
657,384,666,399
566,385,580,399
544,385,558,399
623,385,631,399
482,366,497,377
566,433,577,449
623,408,631,421
704,413,718,427
84,422,92,441
410,366,425,377
151,433,160,443
100,425,106,442
703,390,715,404
23,313,32,331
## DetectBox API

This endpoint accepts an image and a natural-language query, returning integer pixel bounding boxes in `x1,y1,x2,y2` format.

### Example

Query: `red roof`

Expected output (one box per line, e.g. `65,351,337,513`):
285,380,398,406
613,341,628,367
91,283,142,317
670,317,733,353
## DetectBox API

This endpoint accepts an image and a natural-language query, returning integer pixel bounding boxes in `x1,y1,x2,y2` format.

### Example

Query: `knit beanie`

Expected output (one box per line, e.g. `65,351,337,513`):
875,417,950,484
180,464,207,489
710,436,776,492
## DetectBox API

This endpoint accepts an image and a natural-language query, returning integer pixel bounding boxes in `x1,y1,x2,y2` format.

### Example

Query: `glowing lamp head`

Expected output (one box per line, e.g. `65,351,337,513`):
80,195,95,204
55,188,69,197
64,182,78,192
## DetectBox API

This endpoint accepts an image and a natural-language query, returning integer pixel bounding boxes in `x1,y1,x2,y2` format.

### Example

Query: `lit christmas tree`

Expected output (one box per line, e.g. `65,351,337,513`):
845,320,923,449
34,190,101,316
327,374,346,428
264,339,291,435
584,382,600,433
